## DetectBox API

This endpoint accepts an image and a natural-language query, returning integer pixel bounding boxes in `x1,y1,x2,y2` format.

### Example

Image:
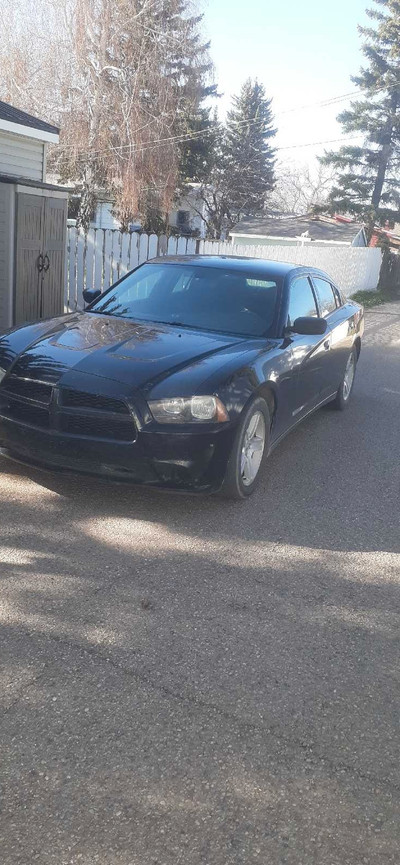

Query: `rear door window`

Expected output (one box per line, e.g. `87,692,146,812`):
313,278,337,317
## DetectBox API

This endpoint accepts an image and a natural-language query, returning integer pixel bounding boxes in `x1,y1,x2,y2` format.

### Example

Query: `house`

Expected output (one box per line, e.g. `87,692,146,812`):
168,185,208,238
66,187,123,231
68,183,209,236
230,214,368,248
0,100,68,330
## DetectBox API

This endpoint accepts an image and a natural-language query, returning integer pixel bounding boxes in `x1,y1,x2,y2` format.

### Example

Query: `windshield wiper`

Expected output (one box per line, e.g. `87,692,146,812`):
153,320,206,331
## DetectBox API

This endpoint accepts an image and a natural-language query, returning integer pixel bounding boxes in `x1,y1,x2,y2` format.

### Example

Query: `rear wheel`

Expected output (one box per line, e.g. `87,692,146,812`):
220,397,270,500
331,346,357,410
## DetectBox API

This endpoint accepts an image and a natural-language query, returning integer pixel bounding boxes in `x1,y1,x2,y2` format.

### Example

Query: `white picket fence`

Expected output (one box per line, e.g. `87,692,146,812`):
65,227,382,312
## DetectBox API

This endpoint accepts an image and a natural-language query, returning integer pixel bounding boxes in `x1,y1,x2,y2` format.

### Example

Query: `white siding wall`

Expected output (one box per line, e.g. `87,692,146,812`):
0,183,14,331
0,130,45,181
91,201,120,230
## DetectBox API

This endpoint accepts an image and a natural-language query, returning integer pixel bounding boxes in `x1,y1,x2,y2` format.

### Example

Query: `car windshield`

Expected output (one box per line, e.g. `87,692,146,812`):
89,263,280,338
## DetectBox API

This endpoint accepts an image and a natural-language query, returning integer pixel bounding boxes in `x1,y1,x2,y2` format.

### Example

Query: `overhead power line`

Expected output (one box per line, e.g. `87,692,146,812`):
54,130,365,166
51,80,398,162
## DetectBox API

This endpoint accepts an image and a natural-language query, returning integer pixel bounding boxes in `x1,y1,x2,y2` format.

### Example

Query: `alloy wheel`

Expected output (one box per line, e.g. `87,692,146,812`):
240,410,266,486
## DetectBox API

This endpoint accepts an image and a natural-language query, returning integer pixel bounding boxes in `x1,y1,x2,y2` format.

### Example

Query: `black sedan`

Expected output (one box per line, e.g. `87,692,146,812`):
0,256,364,498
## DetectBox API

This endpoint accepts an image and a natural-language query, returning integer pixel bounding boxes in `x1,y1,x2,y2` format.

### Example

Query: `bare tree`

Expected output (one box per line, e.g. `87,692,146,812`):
269,162,337,215
0,0,75,119
0,0,214,231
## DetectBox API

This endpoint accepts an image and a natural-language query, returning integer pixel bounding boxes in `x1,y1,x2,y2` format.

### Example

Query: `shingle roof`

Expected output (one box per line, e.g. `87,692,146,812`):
0,100,59,135
232,215,366,244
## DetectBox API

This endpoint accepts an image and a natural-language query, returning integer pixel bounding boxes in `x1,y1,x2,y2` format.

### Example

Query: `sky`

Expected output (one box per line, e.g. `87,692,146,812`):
202,0,370,169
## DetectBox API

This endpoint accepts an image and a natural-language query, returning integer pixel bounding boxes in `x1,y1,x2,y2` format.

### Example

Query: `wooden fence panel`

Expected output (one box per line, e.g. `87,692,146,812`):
148,234,158,260
85,229,95,292
64,230,70,311
65,227,383,309
158,234,168,255
120,232,131,277
76,231,85,308
138,233,148,264
103,230,113,290
167,236,178,255
93,229,103,294
129,233,139,271
177,236,187,255
111,231,121,283
186,238,197,254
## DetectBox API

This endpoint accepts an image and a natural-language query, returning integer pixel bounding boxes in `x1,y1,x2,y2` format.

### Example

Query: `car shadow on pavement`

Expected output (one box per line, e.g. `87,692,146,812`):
0,451,400,864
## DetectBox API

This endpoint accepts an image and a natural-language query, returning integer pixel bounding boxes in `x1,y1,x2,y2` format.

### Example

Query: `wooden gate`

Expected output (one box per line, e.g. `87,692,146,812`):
15,193,67,325
41,197,67,319
378,250,400,295
14,193,43,324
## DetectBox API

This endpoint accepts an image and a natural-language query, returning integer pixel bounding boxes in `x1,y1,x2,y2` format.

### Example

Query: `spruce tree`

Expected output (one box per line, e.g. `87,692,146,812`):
322,0,400,234
223,79,276,221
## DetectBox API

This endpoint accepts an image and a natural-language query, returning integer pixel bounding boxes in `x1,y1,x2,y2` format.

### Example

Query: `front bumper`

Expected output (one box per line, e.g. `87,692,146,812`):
0,416,236,493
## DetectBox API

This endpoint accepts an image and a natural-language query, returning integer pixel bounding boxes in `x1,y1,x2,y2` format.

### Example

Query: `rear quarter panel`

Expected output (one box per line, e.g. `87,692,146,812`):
327,300,364,390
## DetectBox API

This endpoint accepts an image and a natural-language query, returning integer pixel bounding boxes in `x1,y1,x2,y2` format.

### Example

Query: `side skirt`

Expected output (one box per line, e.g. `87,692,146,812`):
268,392,337,455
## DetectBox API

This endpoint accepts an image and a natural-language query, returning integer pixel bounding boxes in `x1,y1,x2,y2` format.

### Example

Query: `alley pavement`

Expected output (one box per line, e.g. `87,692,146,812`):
1,302,400,864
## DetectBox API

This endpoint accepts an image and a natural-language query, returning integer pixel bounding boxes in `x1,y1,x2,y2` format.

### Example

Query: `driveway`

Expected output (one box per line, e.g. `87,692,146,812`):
1,302,399,865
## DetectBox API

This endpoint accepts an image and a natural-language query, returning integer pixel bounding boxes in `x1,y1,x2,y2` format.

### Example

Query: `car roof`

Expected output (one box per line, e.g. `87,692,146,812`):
148,255,295,278
146,255,331,282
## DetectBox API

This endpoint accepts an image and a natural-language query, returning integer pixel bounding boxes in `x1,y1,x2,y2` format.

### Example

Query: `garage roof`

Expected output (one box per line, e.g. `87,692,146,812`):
231,215,367,246
0,100,59,144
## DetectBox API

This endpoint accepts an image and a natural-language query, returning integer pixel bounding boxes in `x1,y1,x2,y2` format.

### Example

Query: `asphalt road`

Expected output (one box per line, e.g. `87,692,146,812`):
0,302,400,865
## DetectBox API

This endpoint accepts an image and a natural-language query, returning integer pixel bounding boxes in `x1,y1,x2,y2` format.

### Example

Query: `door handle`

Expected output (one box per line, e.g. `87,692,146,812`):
43,253,50,272
36,253,44,273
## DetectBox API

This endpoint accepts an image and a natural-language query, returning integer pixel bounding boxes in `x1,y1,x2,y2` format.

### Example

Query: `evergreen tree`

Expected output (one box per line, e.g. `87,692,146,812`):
150,2,217,186
188,81,277,239
322,0,400,234
223,79,276,220
177,94,219,186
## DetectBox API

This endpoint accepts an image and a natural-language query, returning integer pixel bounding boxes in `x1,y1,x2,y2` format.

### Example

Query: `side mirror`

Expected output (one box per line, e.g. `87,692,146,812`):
291,316,328,336
83,288,101,306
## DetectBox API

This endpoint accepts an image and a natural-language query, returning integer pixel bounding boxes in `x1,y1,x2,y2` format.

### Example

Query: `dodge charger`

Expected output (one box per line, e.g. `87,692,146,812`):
0,256,364,498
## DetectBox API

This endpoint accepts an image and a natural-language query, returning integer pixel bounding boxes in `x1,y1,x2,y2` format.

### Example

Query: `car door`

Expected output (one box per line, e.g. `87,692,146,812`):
286,275,331,420
311,276,353,399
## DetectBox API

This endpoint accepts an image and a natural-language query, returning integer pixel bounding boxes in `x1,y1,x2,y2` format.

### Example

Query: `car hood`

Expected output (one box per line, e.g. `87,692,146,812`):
0,313,250,391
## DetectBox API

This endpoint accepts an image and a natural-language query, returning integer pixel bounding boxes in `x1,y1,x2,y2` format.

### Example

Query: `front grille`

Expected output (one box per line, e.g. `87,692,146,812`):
2,376,52,404
0,377,136,443
60,389,129,414
60,414,135,442
0,400,50,429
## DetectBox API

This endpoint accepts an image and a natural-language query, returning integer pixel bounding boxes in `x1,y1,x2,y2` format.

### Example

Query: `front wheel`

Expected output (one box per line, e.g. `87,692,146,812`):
331,346,358,410
220,397,270,500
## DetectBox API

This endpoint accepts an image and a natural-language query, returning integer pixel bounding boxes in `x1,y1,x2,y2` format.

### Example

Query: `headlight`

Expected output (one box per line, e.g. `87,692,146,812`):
0,367,7,384
149,395,229,424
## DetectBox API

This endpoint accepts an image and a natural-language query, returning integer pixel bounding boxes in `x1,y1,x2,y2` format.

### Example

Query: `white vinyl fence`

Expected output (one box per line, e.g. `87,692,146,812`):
65,227,382,312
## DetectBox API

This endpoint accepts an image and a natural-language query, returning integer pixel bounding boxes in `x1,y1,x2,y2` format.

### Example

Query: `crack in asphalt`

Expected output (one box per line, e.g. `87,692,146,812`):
1,664,47,715
2,625,399,799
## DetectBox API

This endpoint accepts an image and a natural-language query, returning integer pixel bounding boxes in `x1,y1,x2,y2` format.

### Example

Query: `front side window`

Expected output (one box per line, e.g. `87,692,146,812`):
287,277,318,327
313,278,337,317
89,264,281,338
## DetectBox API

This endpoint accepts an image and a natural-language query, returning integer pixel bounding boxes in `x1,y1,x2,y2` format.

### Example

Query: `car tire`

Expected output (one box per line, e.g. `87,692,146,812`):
331,346,358,410
220,396,270,500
